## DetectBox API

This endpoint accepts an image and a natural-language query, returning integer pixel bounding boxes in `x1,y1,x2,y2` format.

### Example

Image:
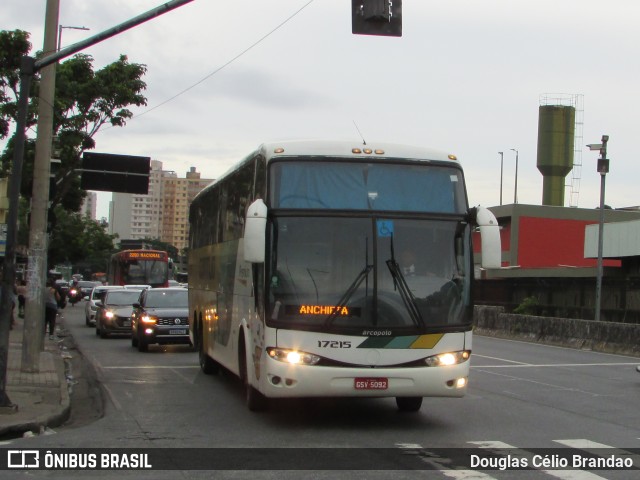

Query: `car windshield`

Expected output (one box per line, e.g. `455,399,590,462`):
105,291,141,306
144,290,188,308
93,288,119,300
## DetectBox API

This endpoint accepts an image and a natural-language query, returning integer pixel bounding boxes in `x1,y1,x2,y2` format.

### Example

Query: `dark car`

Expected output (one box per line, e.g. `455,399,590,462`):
68,280,101,306
131,287,190,352
95,289,144,338
85,285,124,326
77,280,101,298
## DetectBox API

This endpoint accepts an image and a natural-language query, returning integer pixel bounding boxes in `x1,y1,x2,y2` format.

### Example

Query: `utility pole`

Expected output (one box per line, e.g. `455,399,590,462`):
511,148,519,204
21,0,60,373
498,151,504,205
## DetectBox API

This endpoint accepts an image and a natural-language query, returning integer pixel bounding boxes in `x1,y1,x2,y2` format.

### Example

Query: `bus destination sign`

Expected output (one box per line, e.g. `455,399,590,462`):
125,251,165,260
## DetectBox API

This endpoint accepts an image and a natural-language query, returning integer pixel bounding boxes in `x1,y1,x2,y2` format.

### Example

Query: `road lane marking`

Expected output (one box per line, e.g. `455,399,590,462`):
473,369,604,395
396,443,497,479
553,439,639,468
472,355,531,365
471,360,638,368
100,365,199,369
468,441,610,480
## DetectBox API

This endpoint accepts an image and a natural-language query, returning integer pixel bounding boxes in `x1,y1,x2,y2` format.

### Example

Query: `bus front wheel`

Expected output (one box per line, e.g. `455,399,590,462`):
396,396,423,412
238,335,267,411
198,337,219,375
244,370,267,412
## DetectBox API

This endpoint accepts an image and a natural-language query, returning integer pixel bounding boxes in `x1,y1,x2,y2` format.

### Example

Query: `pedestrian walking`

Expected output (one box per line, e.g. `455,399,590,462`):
16,279,26,318
45,278,60,340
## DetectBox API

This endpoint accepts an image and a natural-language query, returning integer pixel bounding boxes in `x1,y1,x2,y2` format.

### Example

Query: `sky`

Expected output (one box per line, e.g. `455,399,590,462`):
2,0,640,220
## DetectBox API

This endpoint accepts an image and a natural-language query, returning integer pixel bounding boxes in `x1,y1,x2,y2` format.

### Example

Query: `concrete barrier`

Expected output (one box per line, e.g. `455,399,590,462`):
473,305,640,357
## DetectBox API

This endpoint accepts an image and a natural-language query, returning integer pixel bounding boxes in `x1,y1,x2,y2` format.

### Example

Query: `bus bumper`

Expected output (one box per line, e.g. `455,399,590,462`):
258,357,470,399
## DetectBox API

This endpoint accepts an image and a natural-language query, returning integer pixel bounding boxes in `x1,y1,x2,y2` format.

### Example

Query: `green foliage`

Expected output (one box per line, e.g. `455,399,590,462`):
0,30,148,211
513,296,539,316
47,206,117,272
0,30,35,139
137,238,179,261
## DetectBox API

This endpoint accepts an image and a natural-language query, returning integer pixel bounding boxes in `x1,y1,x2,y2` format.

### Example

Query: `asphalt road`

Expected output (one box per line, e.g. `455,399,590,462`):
1,302,638,479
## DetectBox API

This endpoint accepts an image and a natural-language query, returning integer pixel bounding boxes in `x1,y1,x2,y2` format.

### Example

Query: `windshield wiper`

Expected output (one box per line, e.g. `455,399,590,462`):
386,231,426,329
385,259,425,329
324,265,373,329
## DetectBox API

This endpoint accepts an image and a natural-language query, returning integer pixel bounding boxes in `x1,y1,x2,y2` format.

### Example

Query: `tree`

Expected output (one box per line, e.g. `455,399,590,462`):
0,30,37,139
47,206,118,273
138,238,179,261
0,29,148,211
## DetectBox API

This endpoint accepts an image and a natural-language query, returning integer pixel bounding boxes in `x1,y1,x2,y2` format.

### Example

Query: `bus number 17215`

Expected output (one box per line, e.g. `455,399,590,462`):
317,340,352,348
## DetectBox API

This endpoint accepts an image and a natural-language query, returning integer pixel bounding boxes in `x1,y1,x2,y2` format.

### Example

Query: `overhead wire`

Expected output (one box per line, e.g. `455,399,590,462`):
121,0,316,124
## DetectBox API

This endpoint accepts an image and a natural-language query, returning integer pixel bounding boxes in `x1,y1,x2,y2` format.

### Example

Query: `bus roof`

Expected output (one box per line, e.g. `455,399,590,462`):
257,140,459,164
200,140,461,196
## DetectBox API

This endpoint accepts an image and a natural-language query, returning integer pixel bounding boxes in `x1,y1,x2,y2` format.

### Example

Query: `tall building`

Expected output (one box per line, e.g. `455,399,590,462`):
109,162,212,252
109,160,163,241
161,167,210,250
80,191,97,219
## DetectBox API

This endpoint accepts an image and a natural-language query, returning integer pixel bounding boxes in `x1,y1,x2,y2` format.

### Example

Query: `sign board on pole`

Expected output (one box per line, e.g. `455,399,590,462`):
81,152,150,194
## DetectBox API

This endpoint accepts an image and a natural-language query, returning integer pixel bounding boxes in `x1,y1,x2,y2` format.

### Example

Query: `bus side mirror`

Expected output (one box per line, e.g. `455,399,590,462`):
244,199,268,263
473,206,501,269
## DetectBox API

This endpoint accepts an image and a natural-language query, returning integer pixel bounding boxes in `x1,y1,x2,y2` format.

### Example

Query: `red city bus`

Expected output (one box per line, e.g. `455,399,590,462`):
107,250,169,288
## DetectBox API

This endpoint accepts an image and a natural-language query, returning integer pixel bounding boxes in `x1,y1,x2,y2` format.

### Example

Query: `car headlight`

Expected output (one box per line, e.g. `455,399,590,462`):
424,350,470,367
267,348,321,366
105,311,114,319
141,315,158,324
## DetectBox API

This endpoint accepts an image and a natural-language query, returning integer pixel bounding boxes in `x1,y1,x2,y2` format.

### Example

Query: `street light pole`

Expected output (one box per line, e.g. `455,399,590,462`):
58,25,90,51
498,152,504,205
510,148,519,204
587,136,610,322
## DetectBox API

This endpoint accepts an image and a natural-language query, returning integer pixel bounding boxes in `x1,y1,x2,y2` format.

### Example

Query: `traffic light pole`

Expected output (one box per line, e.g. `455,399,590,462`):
21,0,60,372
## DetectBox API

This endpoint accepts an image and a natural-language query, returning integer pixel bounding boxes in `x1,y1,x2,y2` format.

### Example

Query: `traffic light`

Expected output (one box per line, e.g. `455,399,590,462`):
352,0,402,37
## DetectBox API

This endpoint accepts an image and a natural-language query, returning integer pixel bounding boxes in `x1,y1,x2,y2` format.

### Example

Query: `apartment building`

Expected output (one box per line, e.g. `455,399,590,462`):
109,161,212,252
80,191,97,219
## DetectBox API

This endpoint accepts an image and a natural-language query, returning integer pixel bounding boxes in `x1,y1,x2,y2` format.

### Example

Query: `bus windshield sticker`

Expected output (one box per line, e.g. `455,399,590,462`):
377,220,394,237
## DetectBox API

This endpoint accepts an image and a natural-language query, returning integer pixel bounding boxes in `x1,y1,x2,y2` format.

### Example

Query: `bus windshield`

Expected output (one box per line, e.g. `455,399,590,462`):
108,250,170,288
123,260,167,286
270,160,467,213
266,216,472,333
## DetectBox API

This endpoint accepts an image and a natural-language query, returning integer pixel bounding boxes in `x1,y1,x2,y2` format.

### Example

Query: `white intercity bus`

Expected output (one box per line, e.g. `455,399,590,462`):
188,140,500,411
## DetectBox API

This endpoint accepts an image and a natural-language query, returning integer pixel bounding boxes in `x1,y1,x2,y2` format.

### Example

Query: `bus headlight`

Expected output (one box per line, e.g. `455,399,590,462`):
424,350,470,367
267,348,321,366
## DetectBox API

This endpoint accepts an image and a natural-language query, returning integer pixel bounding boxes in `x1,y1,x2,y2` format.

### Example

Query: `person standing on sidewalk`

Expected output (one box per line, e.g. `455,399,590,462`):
45,278,60,340
16,279,27,318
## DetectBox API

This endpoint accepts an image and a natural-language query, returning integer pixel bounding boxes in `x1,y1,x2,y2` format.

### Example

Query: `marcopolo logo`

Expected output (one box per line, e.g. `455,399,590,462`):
7,450,39,468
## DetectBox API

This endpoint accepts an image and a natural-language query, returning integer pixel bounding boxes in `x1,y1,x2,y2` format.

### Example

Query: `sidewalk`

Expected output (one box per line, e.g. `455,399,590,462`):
0,315,70,438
